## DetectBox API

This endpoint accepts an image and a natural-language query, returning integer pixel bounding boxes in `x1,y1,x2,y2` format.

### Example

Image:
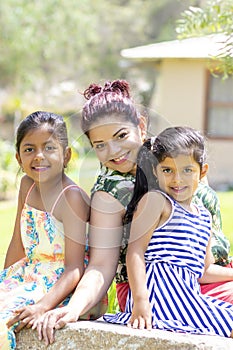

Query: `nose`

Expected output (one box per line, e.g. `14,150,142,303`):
107,141,121,158
34,149,45,161
172,171,183,183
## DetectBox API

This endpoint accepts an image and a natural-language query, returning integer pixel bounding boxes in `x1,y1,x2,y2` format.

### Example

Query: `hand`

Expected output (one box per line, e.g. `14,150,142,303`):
127,299,152,330
34,306,79,345
7,304,45,332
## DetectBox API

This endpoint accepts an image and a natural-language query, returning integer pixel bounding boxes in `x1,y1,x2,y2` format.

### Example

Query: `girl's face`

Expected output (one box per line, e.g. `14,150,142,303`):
16,126,71,185
155,153,208,207
88,115,146,175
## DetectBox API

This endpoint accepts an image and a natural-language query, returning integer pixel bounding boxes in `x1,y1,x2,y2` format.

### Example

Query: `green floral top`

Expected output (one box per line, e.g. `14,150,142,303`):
193,181,230,266
91,168,231,284
91,166,135,208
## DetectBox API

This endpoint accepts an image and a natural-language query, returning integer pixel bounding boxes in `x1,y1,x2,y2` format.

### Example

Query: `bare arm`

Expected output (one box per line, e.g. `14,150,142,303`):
198,220,233,284
199,236,233,284
66,190,124,314
199,264,233,284
127,191,166,330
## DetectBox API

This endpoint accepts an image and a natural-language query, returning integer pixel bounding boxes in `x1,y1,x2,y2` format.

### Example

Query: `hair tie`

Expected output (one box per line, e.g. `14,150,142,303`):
150,136,156,150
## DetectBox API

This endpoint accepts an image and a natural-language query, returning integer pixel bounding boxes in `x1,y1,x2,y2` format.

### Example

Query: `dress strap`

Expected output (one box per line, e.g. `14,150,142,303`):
50,185,80,216
25,183,36,204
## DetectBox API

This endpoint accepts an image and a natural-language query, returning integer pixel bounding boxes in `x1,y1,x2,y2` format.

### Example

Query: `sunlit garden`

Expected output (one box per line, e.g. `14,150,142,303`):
0,1,233,347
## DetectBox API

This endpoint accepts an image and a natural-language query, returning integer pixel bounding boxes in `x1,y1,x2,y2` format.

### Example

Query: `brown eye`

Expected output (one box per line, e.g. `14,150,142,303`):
24,147,34,153
163,168,172,174
184,168,192,173
95,143,105,150
45,145,56,151
117,132,128,140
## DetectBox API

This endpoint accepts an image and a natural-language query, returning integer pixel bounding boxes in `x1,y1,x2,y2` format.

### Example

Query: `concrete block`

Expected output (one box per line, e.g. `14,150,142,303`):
16,318,233,350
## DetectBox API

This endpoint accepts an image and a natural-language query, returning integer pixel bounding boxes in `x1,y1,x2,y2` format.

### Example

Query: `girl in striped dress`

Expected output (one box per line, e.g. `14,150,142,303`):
104,126,233,338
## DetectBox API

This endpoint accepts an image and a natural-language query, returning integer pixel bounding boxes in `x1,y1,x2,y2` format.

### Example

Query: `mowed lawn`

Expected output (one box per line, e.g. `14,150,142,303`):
0,191,232,269
0,200,17,268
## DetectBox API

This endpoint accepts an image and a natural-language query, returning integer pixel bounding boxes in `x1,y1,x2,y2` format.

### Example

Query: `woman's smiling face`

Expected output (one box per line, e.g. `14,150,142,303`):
88,115,146,175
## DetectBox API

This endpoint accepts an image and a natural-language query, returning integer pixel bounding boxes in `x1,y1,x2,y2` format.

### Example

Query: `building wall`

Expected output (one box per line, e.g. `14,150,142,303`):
207,140,233,189
153,59,206,129
150,58,233,189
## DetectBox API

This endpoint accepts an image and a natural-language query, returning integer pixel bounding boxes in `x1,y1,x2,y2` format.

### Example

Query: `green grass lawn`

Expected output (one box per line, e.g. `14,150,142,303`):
0,200,17,268
217,191,233,256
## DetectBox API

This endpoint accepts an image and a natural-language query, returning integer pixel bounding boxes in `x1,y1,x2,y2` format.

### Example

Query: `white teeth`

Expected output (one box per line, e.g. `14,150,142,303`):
114,154,125,161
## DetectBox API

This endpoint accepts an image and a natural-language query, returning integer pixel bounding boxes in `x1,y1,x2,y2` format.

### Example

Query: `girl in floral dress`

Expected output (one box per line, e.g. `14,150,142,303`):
0,111,90,349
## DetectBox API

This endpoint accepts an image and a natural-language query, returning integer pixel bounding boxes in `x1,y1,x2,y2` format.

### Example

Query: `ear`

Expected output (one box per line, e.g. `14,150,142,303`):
16,152,22,167
138,115,147,142
200,163,209,180
64,147,71,168
152,165,158,180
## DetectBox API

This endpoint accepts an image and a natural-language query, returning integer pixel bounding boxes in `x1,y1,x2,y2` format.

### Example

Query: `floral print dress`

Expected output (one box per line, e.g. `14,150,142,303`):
0,184,77,349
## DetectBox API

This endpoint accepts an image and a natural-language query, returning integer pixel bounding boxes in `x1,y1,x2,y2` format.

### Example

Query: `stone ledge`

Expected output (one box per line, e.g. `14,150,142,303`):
16,318,232,350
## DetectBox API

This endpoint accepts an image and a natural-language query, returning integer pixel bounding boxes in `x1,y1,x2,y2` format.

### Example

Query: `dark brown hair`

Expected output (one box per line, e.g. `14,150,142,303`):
16,111,68,153
81,80,142,136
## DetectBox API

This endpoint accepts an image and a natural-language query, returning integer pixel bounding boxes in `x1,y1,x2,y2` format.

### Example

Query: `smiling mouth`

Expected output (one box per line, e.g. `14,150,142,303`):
32,166,49,171
111,152,130,164
171,186,187,192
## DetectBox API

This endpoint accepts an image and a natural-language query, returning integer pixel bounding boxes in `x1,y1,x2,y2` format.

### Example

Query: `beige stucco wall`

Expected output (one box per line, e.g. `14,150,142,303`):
207,140,233,188
152,59,207,130
150,58,233,188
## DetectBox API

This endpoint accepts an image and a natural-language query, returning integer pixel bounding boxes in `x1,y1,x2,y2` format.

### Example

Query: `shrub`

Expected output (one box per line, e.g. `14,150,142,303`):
0,140,18,199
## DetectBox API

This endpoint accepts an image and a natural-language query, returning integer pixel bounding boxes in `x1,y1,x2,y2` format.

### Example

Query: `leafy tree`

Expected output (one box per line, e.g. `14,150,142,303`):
0,0,195,97
176,0,233,77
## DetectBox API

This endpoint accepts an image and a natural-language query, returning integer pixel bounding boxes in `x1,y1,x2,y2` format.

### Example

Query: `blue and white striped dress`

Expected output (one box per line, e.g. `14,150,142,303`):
104,191,233,337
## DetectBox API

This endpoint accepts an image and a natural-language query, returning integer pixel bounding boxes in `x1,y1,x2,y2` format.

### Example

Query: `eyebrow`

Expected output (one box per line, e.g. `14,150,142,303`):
92,128,127,144
160,164,195,168
21,140,54,147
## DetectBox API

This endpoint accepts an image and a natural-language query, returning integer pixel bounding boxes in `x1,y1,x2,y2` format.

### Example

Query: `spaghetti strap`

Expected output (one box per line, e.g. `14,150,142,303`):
50,185,80,216
25,183,35,204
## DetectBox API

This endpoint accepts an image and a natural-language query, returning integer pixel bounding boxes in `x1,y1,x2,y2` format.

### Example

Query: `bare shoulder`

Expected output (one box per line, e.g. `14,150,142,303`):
135,191,166,218
64,185,90,204
91,190,124,214
18,175,34,202
61,183,90,221
20,174,34,189
129,191,167,242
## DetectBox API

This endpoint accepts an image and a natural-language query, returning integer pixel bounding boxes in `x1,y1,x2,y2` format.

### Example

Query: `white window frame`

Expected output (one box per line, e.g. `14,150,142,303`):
205,72,233,140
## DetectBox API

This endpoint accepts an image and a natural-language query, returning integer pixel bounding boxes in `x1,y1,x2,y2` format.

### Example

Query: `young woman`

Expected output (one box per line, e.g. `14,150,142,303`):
104,127,233,338
36,80,233,344
0,111,89,349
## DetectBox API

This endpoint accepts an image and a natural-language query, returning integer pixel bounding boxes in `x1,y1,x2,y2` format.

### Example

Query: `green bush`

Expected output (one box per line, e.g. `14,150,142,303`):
0,140,18,199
